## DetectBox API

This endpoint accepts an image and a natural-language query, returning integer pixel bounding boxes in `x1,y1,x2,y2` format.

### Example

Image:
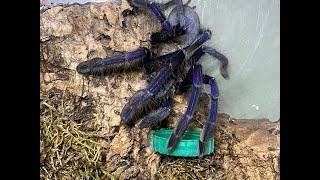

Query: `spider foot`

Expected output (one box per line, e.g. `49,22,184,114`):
198,75,219,157
137,99,172,128
202,45,230,79
167,64,203,151
120,89,154,125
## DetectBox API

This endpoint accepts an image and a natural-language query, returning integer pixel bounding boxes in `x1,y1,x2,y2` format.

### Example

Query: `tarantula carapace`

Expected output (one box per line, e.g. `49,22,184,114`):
76,0,229,157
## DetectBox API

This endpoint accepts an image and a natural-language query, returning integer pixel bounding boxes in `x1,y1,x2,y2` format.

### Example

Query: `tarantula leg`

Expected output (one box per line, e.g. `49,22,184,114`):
178,47,205,92
178,67,193,92
120,89,154,125
155,0,192,11
149,30,211,79
155,80,175,99
199,75,219,157
124,0,172,31
156,0,177,10
167,64,203,151
147,51,183,94
150,23,186,45
179,44,229,86
167,5,200,46
149,0,190,32
121,51,184,124
76,48,150,75
201,45,229,79
137,98,173,128
176,0,187,28
127,0,148,7
151,1,200,45
121,31,211,124
148,2,171,31
185,30,211,56
137,79,176,128
145,49,184,74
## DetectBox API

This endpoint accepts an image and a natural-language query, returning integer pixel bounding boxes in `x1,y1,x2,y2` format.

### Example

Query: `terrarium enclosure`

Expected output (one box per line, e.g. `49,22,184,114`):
40,0,280,179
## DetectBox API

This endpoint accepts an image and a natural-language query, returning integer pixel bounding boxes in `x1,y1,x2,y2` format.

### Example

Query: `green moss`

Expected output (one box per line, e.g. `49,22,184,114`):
40,90,115,180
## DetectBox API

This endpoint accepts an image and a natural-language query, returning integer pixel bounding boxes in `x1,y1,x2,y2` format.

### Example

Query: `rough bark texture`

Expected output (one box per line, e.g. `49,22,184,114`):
40,1,280,179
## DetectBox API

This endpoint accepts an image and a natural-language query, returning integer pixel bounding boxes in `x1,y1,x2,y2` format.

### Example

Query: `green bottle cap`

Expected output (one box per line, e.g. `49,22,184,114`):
150,128,214,157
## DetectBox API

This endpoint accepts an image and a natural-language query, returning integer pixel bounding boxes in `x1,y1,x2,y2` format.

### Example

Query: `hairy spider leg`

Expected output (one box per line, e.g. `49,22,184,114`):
202,45,229,79
121,30,211,125
150,23,186,45
150,30,212,91
167,5,200,47
148,2,171,31
145,49,183,74
148,29,211,78
128,0,149,7
156,0,177,10
185,30,211,56
137,78,176,128
199,75,219,157
137,31,213,128
178,44,229,91
120,51,185,124
76,48,150,75
178,47,204,92
151,4,200,45
137,98,173,128
149,0,189,32
155,0,192,11
129,0,186,32
174,46,224,156
167,64,203,150
176,0,187,28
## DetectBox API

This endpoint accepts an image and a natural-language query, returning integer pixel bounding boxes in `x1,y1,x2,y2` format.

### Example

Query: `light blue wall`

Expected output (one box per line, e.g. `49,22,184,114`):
190,0,280,122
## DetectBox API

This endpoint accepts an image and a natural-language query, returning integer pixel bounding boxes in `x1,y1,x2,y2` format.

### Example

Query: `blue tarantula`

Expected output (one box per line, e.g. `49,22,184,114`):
76,0,229,157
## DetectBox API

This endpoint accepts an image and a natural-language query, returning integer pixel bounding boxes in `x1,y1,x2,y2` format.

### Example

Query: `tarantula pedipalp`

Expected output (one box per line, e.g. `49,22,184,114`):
76,0,229,157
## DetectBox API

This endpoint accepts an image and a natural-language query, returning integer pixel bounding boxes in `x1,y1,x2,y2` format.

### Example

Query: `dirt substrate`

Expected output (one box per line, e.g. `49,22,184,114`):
40,1,280,179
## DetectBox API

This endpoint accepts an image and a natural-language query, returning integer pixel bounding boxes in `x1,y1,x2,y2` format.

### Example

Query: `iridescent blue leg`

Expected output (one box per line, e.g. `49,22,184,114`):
155,0,192,12
137,98,173,128
156,0,176,10
167,5,200,46
150,23,186,45
149,0,190,31
121,31,211,124
199,75,219,157
148,2,171,31
178,48,204,92
179,44,229,89
137,78,176,128
76,48,150,75
152,3,199,45
176,0,187,28
149,30,211,74
120,67,171,124
202,45,229,79
120,51,185,124
167,64,203,150
127,0,171,31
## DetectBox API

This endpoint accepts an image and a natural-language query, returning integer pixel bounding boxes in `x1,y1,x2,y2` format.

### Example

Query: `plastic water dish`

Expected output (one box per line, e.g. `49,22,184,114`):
150,128,214,157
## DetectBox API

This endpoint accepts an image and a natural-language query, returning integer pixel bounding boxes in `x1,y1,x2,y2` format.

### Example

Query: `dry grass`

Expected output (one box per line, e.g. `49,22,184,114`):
40,88,116,180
